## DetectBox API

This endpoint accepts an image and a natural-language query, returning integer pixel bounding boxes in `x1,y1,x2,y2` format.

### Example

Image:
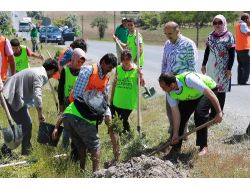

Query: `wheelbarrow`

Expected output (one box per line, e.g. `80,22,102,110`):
0,92,23,150
37,122,63,147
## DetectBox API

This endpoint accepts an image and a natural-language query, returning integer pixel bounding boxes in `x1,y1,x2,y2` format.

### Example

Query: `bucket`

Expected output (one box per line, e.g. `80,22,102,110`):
37,122,63,147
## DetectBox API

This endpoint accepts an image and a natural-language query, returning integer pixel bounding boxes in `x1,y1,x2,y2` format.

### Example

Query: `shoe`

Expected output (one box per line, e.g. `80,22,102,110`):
1,144,13,158
198,146,208,156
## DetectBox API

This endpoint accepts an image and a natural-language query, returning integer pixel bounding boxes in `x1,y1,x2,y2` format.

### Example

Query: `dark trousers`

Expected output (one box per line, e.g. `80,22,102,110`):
210,92,226,118
237,50,250,84
111,105,133,133
3,102,32,155
173,92,218,150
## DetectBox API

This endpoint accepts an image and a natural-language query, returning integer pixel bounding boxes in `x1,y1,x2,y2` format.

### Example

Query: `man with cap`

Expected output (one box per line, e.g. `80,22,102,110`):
1,58,59,156
113,17,129,64
58,48,86,155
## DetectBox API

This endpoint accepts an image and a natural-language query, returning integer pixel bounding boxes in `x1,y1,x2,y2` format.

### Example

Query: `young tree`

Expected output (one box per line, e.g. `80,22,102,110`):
64,14,81,37
91,17,108,39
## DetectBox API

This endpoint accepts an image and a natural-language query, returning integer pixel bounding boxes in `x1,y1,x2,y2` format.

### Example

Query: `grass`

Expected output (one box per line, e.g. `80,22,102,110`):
1,88,249,177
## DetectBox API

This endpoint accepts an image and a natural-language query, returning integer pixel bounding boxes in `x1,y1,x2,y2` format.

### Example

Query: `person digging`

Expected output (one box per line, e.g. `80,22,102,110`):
158,72,223,157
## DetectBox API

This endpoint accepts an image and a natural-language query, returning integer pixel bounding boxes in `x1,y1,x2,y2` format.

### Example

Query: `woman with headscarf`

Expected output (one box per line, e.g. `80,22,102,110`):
201,14,235,116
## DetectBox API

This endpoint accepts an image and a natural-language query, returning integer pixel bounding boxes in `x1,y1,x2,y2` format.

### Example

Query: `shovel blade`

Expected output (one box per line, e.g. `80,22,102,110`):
2,124,23,150
142,87,156,99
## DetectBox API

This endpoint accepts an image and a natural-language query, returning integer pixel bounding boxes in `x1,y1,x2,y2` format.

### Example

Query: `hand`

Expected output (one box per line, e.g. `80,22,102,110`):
201,66,206,74
214,111,223,124
52,128,59,140
171,133,179,145
38,113,45,123
226,70,232,79
112,35,117,42
104,115,112,126
39,54,44,61
140,77,145,87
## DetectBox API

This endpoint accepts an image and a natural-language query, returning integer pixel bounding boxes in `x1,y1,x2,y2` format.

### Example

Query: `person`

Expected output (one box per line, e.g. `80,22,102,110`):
52,53,117,172
158,72,223,156
30,25,39,52
201,15,235,116
10,38,44,72
113,17,129,64
53,38,87,80
0,33,16,82
1,59,58,156
107,50,145,165
161,21,198,137
58,48,86,153
117,18,144,67
235,13,250,85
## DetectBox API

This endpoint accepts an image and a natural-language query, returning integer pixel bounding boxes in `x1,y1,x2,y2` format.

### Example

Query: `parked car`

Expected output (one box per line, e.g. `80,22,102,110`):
39,26,65,45
62,28,75,41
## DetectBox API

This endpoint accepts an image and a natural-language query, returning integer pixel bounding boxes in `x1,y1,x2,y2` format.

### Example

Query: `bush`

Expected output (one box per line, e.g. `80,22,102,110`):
139,12,160,30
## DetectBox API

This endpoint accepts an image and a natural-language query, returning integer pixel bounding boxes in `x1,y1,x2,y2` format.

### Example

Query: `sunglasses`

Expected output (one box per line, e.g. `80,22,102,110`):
213,21,223,25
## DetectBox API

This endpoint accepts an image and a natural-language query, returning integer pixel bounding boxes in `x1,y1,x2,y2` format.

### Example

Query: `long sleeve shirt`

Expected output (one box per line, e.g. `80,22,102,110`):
161,35,198,75
3,66,48,111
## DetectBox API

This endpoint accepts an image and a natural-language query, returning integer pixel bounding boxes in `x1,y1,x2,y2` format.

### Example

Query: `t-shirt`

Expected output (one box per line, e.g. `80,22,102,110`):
115,24,129,44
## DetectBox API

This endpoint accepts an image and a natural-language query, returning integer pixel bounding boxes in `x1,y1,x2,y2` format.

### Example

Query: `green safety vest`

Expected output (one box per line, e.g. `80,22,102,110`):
127,31,144,67
15,45,29,72
169,72,217,101
64,66,78,97
113,65,138,110
64,102,96,126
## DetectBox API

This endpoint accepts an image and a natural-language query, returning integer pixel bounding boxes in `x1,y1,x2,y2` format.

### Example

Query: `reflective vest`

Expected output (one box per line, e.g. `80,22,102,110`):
64,66,78,97
235,22,250,51
0,35,9,80
169,72,217,101
127,30,144,67
14,45,29,72
113,65,138,110
68,63,109,102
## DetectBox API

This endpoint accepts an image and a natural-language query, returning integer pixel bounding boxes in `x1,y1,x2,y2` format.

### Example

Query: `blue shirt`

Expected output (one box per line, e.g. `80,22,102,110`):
60,48,73,67
161,35,198,75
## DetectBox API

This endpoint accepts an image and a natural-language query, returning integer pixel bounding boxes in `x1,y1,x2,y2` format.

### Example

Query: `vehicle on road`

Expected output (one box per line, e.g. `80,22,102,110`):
19,21,32,32
62,28,75,41
39,26,65,45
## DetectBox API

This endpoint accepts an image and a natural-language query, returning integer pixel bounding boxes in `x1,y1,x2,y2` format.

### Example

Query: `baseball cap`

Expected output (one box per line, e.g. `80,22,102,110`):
122,17,127,21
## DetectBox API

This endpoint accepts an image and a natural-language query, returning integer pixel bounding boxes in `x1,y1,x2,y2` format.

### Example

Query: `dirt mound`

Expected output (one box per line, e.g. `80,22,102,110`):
93,155,187,178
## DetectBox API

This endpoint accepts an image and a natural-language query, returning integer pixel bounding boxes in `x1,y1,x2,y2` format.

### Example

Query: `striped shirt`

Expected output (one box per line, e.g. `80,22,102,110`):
161,35,198,75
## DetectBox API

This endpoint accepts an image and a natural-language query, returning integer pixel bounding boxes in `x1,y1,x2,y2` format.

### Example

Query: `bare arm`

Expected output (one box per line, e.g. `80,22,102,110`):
8,55,16,76
31,52,44,61
203,88,223,123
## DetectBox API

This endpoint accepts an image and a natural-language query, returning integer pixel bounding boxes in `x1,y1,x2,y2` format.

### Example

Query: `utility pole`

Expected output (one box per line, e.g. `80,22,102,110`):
113,11,116,33
81,15,84,39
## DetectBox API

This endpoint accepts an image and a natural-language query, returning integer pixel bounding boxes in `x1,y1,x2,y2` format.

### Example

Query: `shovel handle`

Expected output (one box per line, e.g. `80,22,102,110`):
148,119,215,157
113,35,123,52
0,92,14,126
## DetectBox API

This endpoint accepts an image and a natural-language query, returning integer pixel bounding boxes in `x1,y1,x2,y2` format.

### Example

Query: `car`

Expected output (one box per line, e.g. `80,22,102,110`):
62,28,75,41
39,26,65,45
19,21,31,32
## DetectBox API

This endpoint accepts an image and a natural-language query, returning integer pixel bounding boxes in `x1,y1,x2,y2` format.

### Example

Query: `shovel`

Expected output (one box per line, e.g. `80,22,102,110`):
0,92,23,150
148,119,215,156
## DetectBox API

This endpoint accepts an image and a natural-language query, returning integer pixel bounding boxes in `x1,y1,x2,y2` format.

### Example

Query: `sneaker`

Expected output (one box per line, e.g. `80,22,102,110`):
198,146,208,156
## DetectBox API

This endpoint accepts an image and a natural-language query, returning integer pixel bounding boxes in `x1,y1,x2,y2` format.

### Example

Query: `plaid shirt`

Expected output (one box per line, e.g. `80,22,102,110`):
73,63,111,116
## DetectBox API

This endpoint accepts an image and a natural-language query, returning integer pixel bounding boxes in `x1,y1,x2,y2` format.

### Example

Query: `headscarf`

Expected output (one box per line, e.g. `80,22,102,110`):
212,14,227,35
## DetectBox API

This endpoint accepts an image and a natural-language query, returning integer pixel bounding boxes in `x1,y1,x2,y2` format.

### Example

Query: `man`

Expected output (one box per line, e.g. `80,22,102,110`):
10,38,44,72
30,25,39,52
57,48,86,157
0,33,16,82
235,13,250,85
53,53,117,172
118,18,144,67
113,17,128,64
53,38,87,80
1,59,58,156
159,72,223,156
161,21,198,137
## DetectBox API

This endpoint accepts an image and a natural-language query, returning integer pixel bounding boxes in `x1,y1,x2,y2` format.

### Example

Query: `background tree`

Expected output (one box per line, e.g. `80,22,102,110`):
140,12,160,30
91,17,108,39
26,11,43,20
64,14,81,37
0,12,12,35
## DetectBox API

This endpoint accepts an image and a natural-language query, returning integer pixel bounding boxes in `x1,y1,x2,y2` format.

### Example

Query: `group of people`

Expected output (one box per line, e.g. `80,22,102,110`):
0,12,250,173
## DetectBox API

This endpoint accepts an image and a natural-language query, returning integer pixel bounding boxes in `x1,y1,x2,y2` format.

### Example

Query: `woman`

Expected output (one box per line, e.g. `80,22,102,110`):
201,14,235,115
